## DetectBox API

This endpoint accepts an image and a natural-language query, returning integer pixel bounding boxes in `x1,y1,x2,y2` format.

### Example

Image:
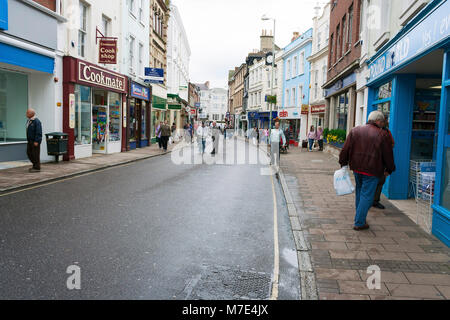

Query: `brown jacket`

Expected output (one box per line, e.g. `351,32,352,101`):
339,123,396,178
157,124,171,137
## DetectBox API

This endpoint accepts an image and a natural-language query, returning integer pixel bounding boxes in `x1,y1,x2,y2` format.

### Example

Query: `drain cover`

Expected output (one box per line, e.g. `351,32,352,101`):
186,265,272,300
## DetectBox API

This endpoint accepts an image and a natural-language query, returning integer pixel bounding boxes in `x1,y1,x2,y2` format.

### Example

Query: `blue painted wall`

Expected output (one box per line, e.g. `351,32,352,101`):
282,29,313,109
0,0,7,30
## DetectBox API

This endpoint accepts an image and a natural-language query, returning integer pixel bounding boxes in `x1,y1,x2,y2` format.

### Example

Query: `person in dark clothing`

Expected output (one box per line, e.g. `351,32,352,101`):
373,123,395,209
339,111,396,231
157,121,171,151
26,109,42,172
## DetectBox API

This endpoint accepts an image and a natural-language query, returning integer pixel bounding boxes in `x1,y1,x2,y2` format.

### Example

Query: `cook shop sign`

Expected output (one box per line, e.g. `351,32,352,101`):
98,39,117,64
78,60,126,93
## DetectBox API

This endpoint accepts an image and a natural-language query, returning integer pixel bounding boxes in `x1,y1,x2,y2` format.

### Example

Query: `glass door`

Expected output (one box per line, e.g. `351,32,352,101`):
92,89,108,153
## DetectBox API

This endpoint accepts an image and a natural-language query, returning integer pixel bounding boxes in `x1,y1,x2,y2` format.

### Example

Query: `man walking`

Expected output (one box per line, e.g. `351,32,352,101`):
197,122,208,154
339,111,396,231
157,120,171,152
211,121,220,155
269,120,286,170
26,108,42,172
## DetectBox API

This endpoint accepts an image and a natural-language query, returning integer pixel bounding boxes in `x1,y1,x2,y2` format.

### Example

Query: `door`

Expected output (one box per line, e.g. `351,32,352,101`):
92,89,108,153
135,100,142,147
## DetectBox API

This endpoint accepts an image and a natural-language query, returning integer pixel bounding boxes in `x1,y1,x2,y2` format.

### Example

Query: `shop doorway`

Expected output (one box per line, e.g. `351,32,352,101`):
92,90,108,154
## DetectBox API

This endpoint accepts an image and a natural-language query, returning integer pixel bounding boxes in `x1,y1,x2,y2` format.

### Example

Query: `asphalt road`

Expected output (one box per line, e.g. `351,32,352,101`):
0,137,300,300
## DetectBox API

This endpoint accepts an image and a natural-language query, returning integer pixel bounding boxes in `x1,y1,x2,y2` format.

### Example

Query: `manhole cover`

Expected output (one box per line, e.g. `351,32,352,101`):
186,265,272,300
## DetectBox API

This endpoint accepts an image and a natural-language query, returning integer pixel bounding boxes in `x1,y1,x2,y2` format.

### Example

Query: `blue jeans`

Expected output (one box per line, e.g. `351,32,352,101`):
308,139,314,150
354,173,380,227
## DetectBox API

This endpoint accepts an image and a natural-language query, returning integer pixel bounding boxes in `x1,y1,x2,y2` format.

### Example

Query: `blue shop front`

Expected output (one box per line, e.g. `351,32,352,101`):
366,0,450,246
128,81,151,150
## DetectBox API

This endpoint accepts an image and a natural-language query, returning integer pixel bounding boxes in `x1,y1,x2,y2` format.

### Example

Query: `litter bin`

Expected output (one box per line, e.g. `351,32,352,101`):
46,132,68,163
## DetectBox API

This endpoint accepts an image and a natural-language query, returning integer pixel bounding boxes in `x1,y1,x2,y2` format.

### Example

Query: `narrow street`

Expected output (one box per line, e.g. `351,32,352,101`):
0,138,300,300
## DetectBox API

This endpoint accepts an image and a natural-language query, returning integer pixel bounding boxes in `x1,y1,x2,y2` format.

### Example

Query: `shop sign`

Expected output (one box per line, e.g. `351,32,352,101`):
144,68,164,84
69,94,75,129
195,102,201,108
311,105,326,114
279,109,301,119
279,110,289,118
130,82,150,101
78,60,126,92
190,109,196,115
98,39,117,64
369,0,450,82
301,105,309,115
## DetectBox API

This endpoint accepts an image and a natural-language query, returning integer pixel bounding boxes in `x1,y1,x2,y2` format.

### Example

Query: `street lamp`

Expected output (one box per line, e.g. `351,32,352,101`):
261,15,276,136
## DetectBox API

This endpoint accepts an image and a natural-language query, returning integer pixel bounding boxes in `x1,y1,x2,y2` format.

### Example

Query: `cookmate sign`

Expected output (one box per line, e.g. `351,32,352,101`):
78,60,126,93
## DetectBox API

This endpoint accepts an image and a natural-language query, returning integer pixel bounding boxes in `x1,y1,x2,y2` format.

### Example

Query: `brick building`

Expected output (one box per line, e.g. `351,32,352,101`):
323,0,362,135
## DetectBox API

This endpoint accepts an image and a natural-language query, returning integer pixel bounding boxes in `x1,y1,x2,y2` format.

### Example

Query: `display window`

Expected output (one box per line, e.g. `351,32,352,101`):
442,148,450,210
334,92,348,130
0,69,28,144
129,99,137,143
92,90,108,151
141,101,147,140
74,85,92,146
109,92,121,142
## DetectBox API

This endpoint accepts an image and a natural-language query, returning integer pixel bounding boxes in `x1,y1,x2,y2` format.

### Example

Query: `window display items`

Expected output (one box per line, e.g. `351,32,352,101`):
109,93,121,142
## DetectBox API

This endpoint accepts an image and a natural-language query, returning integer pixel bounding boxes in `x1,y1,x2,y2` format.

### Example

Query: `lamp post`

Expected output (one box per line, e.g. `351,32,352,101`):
261,15,276,136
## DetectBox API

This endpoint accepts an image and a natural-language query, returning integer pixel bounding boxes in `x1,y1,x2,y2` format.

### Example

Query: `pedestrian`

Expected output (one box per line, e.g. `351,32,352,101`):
373,119,395,210
264,128,269,144
26,108,42,172
156,121,163,149
170,122,177,144
252,127,258,146
269,120,286,169
257,127,260,145
339,111,396,231
307,125,316,152
197,121,208,154
211,121,220,155
316,126,324,151
157,120,171,151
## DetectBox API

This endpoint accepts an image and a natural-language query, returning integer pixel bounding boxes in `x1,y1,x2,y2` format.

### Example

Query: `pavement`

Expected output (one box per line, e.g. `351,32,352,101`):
279,146,450,300
0,136,301,299
0,142,176,194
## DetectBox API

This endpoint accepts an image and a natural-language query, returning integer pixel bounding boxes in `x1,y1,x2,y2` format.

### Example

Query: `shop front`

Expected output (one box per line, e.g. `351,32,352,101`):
279,108,302,146
63,57,128,160
128,81,151,150
257,111,278,129
150,95,168,144
247,111,259,129
310,104,325,129
366,0,450,245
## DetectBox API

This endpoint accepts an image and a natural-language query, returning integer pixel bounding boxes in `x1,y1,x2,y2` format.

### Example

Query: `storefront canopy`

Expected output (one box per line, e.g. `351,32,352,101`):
152,95,167,110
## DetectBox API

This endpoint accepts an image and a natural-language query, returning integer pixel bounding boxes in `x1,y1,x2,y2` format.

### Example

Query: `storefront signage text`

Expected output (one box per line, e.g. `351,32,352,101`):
311,105,326,114
131,83,150,101
78,61,126,92
369,0,450,81
98,39,117,64
301,105,309,115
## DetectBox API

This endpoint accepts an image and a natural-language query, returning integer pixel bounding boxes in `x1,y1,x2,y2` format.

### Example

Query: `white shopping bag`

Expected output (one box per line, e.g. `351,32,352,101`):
334,166,355,196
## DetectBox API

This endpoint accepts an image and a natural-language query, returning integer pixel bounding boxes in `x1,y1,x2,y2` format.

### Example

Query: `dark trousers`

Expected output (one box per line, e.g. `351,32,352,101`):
373,175,386,203
27,142,41,170
161,136,169,151
318,139,324,151
157,137,162,149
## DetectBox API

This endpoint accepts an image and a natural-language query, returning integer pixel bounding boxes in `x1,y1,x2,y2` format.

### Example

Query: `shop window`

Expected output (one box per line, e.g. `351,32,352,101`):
376,81,392,100
0,70,28,143
443,148,450,210
141,101,147,140
74,85,91,145
129,98,136,143
334,92,348,131
377,102,391,121
109,92,121,142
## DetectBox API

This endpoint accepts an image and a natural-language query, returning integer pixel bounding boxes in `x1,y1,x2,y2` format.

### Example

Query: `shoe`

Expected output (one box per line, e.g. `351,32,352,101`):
372,202,385,209
28,168,41,173
353,224,370,231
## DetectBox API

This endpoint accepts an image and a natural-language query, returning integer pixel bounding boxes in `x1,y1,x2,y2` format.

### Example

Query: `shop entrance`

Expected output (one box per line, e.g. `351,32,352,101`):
92,90,108,153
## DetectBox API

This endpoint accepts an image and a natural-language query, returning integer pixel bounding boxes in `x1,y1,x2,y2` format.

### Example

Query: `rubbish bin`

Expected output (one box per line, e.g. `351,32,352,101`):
45,132,68,163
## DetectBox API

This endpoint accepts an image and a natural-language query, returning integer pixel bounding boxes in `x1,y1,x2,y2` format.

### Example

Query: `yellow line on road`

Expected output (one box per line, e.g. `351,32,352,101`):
269,172,280,300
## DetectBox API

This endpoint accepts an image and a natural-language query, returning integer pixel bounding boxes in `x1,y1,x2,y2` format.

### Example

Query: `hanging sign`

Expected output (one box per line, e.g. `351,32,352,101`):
144,68,165,84
98,39,118,64
301,105,309,115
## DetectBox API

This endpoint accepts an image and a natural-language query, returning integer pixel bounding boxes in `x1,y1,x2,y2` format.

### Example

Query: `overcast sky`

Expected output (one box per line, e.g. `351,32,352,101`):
173,0,325,89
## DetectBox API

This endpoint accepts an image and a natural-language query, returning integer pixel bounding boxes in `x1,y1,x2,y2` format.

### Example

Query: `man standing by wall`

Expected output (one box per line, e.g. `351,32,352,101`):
339,111,396,231
26,109,42,172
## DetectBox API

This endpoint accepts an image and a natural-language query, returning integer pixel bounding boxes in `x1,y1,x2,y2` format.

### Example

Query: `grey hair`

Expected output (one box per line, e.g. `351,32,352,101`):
368,110,385,122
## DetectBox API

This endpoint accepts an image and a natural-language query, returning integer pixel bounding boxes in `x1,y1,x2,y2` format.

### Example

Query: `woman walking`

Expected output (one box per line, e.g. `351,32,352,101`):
316,126,324,151
308,125,317,152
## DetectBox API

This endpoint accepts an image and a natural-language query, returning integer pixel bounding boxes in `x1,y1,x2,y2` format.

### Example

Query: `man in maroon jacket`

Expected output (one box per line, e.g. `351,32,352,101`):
339,111,396,231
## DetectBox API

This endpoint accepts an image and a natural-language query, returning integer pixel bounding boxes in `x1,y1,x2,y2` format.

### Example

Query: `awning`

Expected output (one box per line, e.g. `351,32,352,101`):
152,95,167,110
0,42,54,74
168,104,182,110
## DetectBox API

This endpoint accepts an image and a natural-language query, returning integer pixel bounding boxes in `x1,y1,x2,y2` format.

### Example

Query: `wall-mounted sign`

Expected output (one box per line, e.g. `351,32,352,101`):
130,82,150,101
195,102,201,108
98,39,117,64
301,105,309,115
69,94,75,129
311,105,326,114
279,109,301,119
78,60,126,92
144,68,164,84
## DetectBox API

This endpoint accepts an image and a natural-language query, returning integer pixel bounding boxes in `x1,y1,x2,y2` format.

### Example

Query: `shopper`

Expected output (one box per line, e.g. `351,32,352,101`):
317,126,324,151
252,127,258,146
26,108,42,172
373,120,395,209
339,111,396,231
308,126,316,152
211,121,220,155
197,122,208,154
157,120,171,151
156,121,163,149
269,120,286,169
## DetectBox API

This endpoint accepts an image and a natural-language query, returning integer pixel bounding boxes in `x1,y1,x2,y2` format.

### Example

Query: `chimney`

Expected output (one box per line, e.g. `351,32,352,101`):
260,30,274,52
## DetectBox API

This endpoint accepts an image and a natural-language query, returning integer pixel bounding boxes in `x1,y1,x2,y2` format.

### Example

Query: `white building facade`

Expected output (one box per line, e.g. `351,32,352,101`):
307,3,330,130
167,3,191,129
